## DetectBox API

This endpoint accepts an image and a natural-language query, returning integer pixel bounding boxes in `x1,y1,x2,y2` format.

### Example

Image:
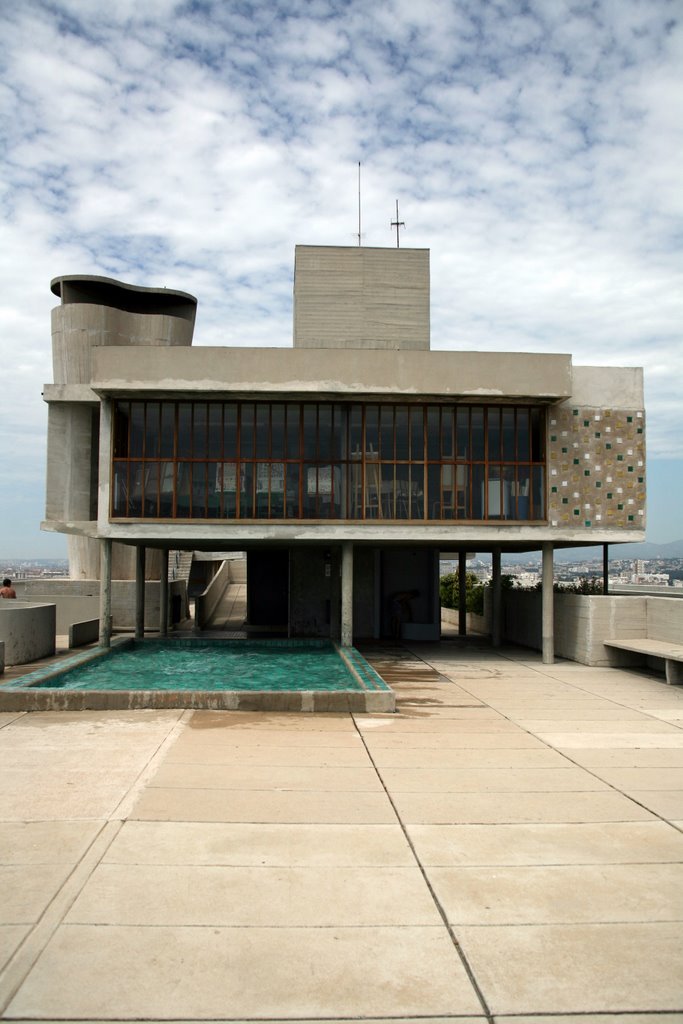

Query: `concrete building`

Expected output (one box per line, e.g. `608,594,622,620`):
43,244,646,660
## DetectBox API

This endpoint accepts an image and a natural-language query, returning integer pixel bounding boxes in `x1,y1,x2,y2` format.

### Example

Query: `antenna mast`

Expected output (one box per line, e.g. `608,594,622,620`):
357,162,362,246
391,199,405,248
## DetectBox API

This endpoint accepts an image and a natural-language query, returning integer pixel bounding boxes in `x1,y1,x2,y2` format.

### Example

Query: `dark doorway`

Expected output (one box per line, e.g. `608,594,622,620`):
247,549,289,629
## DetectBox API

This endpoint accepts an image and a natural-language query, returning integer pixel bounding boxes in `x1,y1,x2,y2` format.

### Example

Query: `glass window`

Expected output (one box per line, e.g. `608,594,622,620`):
255,405,269,458
380,406,394,460
160,403,175,458
208,405,222,459
177,404,192,458
271,404,285,459
410,407,424,460
193,404,208,459
427,406,440,460
456,407,469,459
286,404,300,458
441,407,453,458
318,405,332,461
240,404,254,458
517,408,530,461
223,404,237,458
365,405,379,458
303,405,317,459
471,407,484,461
130,404,145,458
395,406,409,460
502,407,515,461
487,407,500,461
111,400,545,524
113,403,130,458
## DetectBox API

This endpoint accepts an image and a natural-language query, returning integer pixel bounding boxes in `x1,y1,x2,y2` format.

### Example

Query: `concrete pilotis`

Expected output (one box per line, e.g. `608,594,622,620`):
135,547,146,641
492,548,502,648
542,541,554,665
341,542,353,647
458,550,467,637
159,550,169,636
98,539,112,648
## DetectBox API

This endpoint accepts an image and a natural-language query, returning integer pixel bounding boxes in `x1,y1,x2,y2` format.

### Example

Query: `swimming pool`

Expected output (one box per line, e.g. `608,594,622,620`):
0,638,395,713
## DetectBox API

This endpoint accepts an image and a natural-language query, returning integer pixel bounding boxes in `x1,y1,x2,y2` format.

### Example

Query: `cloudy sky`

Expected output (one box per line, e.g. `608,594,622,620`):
1,0,681,557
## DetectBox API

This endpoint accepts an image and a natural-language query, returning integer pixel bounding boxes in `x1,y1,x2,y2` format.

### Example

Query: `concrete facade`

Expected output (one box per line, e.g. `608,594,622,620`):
41,247,646,648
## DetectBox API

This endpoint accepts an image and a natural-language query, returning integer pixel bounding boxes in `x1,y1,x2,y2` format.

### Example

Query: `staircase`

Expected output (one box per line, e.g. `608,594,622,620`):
168,550,193,583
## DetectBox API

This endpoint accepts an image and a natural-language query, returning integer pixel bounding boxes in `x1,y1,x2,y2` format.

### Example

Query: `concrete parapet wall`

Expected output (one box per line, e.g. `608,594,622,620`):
69,619,99,648
0,602,56,665
647,598,683,642
14,579,187,631
195,560,232,629
501,591,680,667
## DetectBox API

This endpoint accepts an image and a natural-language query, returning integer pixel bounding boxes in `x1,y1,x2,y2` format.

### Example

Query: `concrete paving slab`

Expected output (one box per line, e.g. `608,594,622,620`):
67,863,443,926
431,862,683,924
0,784,142,821
378,766,609,793
169,728,365,748
356,716,523,732
391,791,656,824
149,762,385,791
408,821,683,865
0,865,76,924
360,731,547,748
647,709,683,722
104,820,416,866
505,709,655,721
371,747,572,768
0,713,25,727
0,926,29,973
457,922,683,1014
0,821,102,863
626,791,683,819
186,710,356,730
518,719,682,732
6,924,484,1019
589,767,683,790
131,786,398,823
536,732,683,748
564,748,683,767
164,741,371,766
503,1015,683,1023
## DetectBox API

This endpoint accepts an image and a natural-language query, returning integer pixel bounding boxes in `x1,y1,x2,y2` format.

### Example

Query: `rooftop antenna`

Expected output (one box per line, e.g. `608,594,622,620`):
391,199,405,248
357,162,362,246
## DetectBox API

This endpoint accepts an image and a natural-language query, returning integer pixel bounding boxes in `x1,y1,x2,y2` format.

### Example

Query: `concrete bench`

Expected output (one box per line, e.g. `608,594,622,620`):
604,638,683,685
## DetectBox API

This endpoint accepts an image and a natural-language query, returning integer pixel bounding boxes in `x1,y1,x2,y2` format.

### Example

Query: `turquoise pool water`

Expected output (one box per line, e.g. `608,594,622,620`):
17,639,389,694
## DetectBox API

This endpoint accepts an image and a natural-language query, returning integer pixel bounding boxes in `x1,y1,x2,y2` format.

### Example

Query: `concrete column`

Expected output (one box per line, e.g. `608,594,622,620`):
135,546,146,640
542,542,555,665
160,549,169,637
491,548,502,648
458,551,467,637
98,538,112,648
341,542,354,647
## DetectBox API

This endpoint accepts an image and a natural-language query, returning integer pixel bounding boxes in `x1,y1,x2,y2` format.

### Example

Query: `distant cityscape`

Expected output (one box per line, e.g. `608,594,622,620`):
3,550,683,593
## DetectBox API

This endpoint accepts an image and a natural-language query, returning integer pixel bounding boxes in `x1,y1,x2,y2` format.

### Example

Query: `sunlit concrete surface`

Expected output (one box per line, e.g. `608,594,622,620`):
1,640,682,1022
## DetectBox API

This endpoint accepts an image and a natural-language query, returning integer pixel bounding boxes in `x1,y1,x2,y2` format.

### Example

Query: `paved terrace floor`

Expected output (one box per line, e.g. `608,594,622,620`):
0,639,682,1023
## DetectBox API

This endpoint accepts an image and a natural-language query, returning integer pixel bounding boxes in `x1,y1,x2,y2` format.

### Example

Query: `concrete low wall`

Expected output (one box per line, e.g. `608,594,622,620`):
502,591,682,667
195,560,232,629
13,579,189,631
69,619,99,648
0,602,56,666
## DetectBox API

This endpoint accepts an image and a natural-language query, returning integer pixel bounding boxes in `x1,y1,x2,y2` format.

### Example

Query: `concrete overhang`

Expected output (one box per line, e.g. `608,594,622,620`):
41,519,644,553
90,347,573,403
